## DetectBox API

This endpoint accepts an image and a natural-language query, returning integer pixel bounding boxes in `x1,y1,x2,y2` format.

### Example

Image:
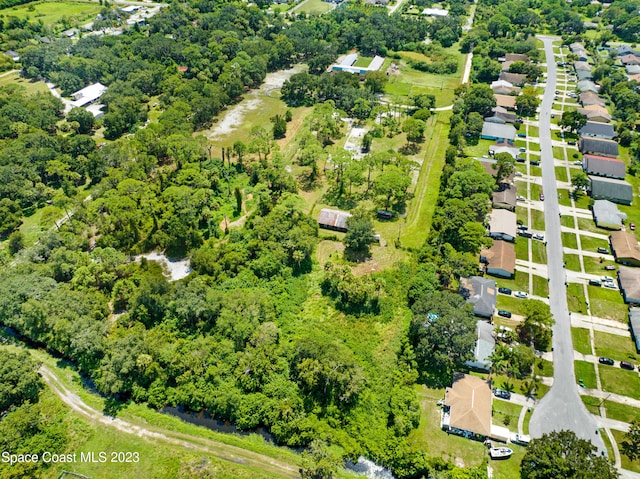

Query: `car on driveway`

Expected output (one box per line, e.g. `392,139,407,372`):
533,233,544,241
493,388,511,400
539,194,544,201
498,287,512,295
567,141,576,145
497,310,512,318
603,282,617,289
514,291,529,299
597,247,609,254
631,223,636,231
620,361,635,371
599,357,614,366
589,279,602,287
601,276,614,282
518,224,528,230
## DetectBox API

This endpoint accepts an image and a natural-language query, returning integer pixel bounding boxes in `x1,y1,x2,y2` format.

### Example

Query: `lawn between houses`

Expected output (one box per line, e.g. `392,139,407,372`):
1,0,102,27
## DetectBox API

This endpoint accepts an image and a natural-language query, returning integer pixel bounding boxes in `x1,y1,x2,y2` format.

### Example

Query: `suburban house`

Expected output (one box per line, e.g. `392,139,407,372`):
481,122,516,142
576,70,593,81
488,209,517,242
592,200,627,230
618,267,640,304
365,0,389,6
491,80,521,96
583,155,626,179
4,50,19,61
494,94,517,111
617,45,640,57
317,208,352,232
505,53,529,62
577,80,599,93
578,104,612,123
465,321,495,372
570,43,588,61
610,231,640,266
574,61,591,72
628,308,640,352
578,121,616,140
579,137,619,158
492,185,517,211
481,160,516,182
70,83,107,108
331,54,384,75
589,176,633,205
500,61,514,72
620,54,640,66
422,7,448,16
626,65,640,75
579,91,605,107
485,106,517,124
499,72,526,86
459,276,497,319
442,373,492,440
480,241,516,278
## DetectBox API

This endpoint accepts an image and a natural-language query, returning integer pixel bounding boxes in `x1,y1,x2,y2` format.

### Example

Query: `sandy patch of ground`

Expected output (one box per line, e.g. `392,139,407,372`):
134,251,191,281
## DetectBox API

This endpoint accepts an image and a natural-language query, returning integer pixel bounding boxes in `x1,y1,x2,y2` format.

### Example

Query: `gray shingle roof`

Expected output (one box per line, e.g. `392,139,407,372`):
481,122,516,141
583,155,626,178
579,137,619,157
628,308,640,352
619,267,640,304
592,200,627,229
590,176,633,204
459,276,497,318
579,121,616,140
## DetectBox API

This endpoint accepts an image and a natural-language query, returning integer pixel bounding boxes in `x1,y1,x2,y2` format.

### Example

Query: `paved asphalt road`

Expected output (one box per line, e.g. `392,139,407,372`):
528,37,606,455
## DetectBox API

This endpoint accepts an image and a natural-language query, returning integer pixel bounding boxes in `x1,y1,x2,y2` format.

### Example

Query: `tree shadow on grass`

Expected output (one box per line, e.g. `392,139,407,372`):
104,396,130,418
344,247,372,263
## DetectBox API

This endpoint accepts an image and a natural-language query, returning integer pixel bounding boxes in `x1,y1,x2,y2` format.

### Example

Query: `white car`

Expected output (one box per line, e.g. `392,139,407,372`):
514,291,529,299
601,276,614,282
533,234,544,241
603,282,616,289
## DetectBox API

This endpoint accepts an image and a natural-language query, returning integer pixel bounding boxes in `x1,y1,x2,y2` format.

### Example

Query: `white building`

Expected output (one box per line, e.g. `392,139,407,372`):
71,83,107,108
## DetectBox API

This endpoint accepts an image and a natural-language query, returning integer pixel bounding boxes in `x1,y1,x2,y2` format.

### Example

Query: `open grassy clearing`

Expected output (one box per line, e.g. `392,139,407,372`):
574,360,597,389
557,188,572,207
530,182,542,200
578,217,610,235
0,70,49,94
566,282,587,314
294,0,335,14
598,365,640,398
612,429,640,473
583,255,617,275
562,231,578,250
515,238,529,261
580,234,609,253
587,286,628,322
492,399,523,433
560,214,575,228
572,327,592,355
531,209,545,231
1,0,101,27
594,330,640,363
554,166,568,183
497,294,528,317
564,253,581,272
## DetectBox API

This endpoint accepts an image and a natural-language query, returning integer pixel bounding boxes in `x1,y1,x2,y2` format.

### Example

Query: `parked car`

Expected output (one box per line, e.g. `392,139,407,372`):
514,291,529,299
518,224,529,230
573,160,583,165
620,361,635,371
517,195,526,201
533,233,544,241
519,147,526,153
539,194,545,201
518,231,533,238
498,287,512,295
497,310,512,318
517,133,527,138
604,265,616,271
530,160,540,166
603,282,617,289
493,388,511,400
589,279,602,287
601,276,614,282
599,357,614,366
597,247,609,254
568,141,576,145
630,222,636,231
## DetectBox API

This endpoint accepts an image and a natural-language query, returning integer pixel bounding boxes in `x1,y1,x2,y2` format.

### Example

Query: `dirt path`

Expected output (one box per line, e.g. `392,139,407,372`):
39,366,300,478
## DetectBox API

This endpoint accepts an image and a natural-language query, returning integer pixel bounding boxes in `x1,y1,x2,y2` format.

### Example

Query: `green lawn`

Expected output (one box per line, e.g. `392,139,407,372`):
562,232,578,250
529,142,540,152
493,272,529,295
552,146,566,161
598,365,640,398
578,217,610,235
463,139,494,158
572,192,591,210
572,327,592,355
530,183,542,201
515,237,529,261
612,429,640,474
522,407,533,435
580,234,610,253
1,0,101,27
353,55,374,68
532,274,548,298
594,330,640,363
492,399,523,433
587,286,628,322
555,166,569,183
561,215,576,228
527,125,539,138
557,188,572,207
531,240,547,264
536,358,554,377
574,360,597,389
531,209,545,231
516,205,528,225
530,165,542,177
294,0,335,14
601,400,640,424
583,255,617,275
497,295,528,317
567,283,587,314
0,70,49,95
564,253,581,272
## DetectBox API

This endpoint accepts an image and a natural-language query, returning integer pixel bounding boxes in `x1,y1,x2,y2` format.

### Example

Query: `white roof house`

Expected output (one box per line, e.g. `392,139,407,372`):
71,83,107,108
422,7,448,16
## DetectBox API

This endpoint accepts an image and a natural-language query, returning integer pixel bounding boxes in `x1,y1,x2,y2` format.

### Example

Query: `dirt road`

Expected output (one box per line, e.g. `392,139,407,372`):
39,366,300,478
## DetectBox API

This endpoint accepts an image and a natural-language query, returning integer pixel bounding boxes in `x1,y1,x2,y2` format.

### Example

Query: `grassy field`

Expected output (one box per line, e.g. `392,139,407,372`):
386,45,465,108
574,360,597,389
532,274,548,298
578,217,610,235
587,285,628,322
515,237,528,261
294,0,335,14
530,165,542,177
580,234,610,253
400,112,450,249
598,365,640,398
572,327,592,355
497,294,528,317
600,399,640,424
555,166,569,183
594,330,640,363
566,282,587,314
560,214,575,228
463,139,494,158
564,253,581,272
0,70,49,94
531,209,545,231
583,255,617,275
492,399,523,433
562,231,578,249
612,429,640,473
557,188,572,207
531,236,546,264
1,0,102,27
530,182,542,200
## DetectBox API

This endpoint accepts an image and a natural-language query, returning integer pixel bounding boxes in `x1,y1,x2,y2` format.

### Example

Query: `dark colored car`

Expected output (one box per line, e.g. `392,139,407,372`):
518,224,529,230
518,231,533,238
597,247,610,254
530,160,540,166
620,361,635,371
497,310,512,318
589,279,602,287
376,210,393,220
599,357,614,366
539,194,545,201
568,141,576,145
498,287,512,295
493,389,511,400
630,223,636,231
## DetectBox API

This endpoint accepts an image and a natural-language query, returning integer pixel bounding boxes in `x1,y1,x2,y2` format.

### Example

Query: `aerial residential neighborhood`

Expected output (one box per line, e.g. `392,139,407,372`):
0,0,640,478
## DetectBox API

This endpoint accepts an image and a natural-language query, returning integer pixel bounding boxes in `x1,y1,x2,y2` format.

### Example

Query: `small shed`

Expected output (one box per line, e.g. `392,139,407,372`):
317,208,352,232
